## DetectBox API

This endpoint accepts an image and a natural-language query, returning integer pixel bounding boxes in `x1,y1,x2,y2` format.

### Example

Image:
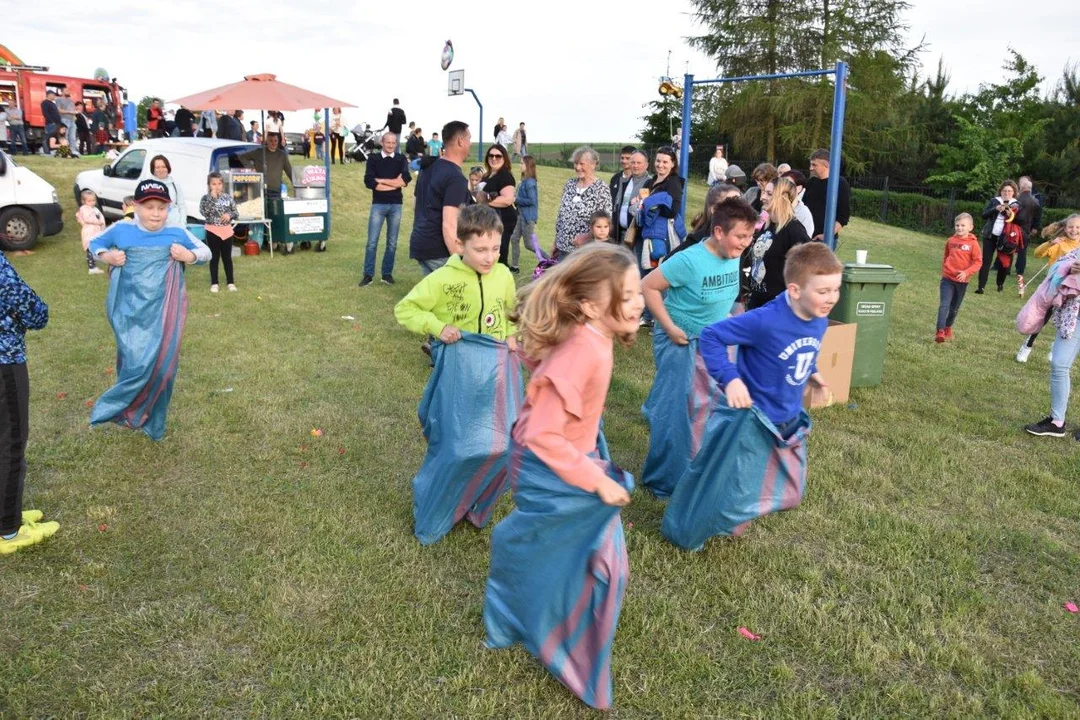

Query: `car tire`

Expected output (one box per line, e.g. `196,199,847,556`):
0,207,40,251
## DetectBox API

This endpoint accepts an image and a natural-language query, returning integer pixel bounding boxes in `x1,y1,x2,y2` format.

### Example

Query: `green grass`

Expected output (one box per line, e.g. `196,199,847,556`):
2,155,1079,717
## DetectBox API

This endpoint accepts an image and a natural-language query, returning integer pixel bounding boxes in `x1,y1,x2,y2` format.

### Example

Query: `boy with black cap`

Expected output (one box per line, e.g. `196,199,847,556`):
88,179,209,440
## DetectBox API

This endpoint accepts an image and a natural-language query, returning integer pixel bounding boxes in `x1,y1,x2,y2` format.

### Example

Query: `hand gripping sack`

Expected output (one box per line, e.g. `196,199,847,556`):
412,332,524,545
641,331,721,498
483,441,633,710
661,401,811,551
90,247,188,441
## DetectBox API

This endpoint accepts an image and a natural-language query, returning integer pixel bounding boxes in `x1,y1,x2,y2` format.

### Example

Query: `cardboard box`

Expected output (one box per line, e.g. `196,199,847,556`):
803,320,857,410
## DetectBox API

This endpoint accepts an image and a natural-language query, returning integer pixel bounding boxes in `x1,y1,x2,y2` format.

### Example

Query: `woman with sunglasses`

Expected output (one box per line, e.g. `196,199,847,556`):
553,146,613,258
475,144,519,267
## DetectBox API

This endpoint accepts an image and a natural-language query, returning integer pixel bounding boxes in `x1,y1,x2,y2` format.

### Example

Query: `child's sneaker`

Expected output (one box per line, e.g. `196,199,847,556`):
0,520,60,555
227,284,237,292
935,329,946,343
88,267,104,275
1017,275,1026,296
1024,416,1066,437
1016,344,1032,363
944,327,954,340
210,284,219,293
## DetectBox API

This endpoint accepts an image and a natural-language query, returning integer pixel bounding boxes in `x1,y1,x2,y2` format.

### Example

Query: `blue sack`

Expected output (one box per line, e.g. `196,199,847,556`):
661,401,811,551
412,332,524,545
90,247,188,441
641,331,720,498
484,442,633,710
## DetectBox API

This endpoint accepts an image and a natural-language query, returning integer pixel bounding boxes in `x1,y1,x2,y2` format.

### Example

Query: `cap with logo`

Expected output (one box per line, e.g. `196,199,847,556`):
134,179,172,204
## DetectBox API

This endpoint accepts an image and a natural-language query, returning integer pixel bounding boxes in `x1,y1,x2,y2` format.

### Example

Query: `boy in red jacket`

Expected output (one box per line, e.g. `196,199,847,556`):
936,213,982,342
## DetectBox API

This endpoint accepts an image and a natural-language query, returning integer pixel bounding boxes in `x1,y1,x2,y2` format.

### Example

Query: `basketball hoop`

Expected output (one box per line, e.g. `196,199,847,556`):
448,69,464,97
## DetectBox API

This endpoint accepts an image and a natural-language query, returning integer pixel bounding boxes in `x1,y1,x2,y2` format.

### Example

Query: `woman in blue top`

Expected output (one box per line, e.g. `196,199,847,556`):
635,147,686,272
507,155,539,273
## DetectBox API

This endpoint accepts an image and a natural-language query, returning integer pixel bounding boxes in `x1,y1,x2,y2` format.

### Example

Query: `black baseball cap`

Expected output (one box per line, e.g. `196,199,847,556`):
134,179,172,204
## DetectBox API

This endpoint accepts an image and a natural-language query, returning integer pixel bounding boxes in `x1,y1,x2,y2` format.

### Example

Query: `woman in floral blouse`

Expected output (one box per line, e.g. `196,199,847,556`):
553,146,613,258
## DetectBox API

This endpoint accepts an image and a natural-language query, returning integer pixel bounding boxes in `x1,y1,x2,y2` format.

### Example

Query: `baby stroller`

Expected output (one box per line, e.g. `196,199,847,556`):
348,123,380,163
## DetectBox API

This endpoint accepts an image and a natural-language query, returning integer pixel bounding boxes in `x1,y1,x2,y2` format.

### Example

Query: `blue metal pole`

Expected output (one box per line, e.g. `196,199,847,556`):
323,107,331,238
679,73,694,221
693,68,835,85
466,88,483,162
823,61,848,251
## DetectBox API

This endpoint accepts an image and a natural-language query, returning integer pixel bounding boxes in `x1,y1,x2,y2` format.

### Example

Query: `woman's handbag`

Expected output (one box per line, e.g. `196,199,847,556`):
623,219,637,248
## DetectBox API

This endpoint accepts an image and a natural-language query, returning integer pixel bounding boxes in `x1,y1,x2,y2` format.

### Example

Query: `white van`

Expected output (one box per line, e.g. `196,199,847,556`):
75,138,262,222
0,150,64,251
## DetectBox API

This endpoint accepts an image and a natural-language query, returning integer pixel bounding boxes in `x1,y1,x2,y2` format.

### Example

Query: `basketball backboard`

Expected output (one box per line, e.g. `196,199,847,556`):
448,69,464,97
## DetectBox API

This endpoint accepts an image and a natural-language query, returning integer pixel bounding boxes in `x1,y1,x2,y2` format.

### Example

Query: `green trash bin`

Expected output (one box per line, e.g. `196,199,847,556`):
828,263,905,388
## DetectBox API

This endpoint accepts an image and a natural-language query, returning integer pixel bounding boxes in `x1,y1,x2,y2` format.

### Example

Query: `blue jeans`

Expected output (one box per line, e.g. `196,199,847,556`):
936,278,968,330
363,203,402,278
1049,330,1080,423
417,256,449,277
7,125,27,154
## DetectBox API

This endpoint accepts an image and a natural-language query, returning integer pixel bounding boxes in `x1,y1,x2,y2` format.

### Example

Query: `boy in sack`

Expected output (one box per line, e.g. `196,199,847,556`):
661,243,843,550
394,204,521,545
935,213,982,343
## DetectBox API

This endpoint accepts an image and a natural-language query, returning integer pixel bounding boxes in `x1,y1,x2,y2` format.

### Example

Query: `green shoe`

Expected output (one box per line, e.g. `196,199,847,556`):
21,510,44,524
0,521,60,555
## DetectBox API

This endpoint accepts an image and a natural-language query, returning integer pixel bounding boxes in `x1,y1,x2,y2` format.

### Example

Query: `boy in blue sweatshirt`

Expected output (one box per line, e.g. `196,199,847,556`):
699,242,843,434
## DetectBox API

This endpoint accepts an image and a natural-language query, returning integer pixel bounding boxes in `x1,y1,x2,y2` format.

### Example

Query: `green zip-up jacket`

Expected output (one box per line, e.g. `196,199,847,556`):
394,255,517,340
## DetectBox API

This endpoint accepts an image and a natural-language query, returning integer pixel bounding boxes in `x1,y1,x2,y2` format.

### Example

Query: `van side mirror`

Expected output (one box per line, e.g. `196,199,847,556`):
103,164,113,177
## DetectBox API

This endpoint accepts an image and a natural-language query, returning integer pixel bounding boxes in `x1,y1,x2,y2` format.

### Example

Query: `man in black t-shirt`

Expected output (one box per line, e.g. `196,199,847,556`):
802,148,850,243
409,120,473,275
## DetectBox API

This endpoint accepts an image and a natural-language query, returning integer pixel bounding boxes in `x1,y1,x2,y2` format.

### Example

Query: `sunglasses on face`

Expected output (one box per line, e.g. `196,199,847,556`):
486,153,503,161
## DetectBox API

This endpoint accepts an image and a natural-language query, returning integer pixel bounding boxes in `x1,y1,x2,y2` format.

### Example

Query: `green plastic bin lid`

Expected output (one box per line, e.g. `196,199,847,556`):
842,262,905,284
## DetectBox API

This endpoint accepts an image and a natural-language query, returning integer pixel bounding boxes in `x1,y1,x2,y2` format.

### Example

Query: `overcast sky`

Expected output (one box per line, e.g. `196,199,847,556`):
9,1,1078,142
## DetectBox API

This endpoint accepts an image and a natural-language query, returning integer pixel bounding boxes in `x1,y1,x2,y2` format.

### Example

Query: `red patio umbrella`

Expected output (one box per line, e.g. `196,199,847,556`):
169,74,356,255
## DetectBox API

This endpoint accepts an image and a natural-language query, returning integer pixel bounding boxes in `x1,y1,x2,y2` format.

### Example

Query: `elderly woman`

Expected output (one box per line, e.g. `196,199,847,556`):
553,146,613,257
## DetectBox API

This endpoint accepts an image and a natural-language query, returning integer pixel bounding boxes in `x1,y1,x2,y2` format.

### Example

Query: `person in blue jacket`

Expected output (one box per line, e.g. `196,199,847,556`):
507,154,539,273
634,146,686,326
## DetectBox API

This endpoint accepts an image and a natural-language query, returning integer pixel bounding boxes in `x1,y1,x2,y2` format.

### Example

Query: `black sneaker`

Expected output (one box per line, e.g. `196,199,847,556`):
421,339,432,357
359,275,373,287
1075,428,1080,442
381,275,395,285
974,288,985,294
1024,416,1066,437
509,266,520,274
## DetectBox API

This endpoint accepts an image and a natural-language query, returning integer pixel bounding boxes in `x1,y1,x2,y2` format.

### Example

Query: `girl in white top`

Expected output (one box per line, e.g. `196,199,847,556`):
708,146,729,185
265,112,283,136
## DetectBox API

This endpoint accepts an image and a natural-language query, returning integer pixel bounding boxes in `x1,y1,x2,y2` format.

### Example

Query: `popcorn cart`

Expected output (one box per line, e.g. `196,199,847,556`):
268,165,329,252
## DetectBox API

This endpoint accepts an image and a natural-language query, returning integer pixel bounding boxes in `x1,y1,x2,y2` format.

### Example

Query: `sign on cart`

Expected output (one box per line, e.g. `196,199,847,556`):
289,216,325,235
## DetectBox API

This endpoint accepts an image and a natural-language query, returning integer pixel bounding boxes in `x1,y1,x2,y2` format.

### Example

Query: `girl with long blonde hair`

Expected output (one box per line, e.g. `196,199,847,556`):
746,176,812,309
484,243,643,710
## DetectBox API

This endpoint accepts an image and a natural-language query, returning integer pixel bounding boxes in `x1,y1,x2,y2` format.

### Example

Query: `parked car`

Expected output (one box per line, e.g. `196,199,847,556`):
0,150,63,250
284,132,308,157
74,138,261,222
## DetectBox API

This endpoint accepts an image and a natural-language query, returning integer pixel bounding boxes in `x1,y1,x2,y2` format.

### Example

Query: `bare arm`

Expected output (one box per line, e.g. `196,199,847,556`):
487,185,516,209
441,206,463,255
641,269,687,344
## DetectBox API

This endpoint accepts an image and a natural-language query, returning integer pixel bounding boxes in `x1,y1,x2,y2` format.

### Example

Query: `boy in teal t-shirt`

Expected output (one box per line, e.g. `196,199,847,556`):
642,198,760,342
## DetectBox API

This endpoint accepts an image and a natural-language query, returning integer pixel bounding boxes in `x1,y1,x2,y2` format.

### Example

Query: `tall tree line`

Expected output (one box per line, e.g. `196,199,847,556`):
643,0,1080,206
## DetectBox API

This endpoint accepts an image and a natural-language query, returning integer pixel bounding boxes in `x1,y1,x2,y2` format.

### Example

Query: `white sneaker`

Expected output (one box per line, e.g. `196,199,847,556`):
227,284,237,292
210,284,219,293
88,267,104,275
1016,344,1032,363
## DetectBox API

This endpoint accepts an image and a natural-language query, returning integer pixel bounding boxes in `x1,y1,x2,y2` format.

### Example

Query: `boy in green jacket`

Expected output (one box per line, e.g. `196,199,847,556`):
395,204,518,350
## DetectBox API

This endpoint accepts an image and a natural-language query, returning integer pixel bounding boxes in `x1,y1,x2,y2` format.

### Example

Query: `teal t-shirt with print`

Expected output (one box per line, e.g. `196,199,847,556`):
660,241,740,337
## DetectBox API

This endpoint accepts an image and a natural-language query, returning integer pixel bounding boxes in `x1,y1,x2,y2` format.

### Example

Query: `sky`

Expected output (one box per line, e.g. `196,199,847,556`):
8,1,1079,143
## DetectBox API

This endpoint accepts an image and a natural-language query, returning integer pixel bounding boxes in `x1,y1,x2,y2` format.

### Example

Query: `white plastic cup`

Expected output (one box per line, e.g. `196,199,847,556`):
856,250,868,265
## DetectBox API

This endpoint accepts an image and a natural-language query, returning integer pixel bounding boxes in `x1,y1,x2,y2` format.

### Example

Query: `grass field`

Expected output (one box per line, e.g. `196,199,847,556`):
2,154,1079,717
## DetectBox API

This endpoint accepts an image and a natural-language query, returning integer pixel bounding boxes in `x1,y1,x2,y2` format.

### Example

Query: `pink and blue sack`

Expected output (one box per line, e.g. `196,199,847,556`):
483,441,633,710
412,332,524,545
90,247,188,441
641,332,721,498
661,401,811,551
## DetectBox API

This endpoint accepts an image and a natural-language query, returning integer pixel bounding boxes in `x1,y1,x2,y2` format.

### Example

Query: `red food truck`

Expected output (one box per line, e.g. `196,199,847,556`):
1,48,127,152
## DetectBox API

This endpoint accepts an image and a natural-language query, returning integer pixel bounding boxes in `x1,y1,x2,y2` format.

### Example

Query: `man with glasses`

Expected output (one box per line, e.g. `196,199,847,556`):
408,120,473,277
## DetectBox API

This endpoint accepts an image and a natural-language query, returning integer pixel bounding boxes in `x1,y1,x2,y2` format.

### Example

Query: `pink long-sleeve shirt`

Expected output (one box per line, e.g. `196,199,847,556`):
512,323,613,492
76,205,106,251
